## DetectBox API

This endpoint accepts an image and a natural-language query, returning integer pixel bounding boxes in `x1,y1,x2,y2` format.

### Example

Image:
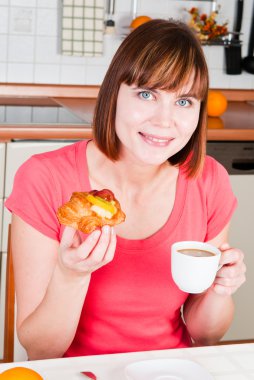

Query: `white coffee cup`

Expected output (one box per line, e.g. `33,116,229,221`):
171,241,221,294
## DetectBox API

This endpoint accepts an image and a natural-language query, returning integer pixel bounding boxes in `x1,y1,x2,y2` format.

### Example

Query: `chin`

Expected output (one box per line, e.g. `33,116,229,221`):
138,154,170,166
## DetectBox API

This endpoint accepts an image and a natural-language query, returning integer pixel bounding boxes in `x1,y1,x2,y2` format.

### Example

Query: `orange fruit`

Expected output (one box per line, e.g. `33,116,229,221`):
208,116,224,129
130,15,152,29
0,366,43,379
207,90,228,117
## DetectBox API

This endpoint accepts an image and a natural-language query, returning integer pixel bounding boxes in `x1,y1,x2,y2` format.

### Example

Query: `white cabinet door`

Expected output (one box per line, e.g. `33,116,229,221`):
1,140,74,361
0,252,27,362
0,199,3,251
0,143,5,199
222,175,254,341
0,252,7,360
2,204,11,253
2,141,73,252
4,141,73,197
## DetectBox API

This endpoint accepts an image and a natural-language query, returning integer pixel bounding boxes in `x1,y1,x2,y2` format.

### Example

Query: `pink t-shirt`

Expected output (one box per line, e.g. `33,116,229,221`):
5,140,237,357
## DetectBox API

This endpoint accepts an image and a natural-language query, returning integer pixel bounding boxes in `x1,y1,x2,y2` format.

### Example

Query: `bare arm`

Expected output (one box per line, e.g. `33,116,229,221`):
12,214,116,360
183,223,246,346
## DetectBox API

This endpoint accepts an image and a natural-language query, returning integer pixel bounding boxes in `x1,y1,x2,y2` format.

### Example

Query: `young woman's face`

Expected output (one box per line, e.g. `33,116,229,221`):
115,81,201,166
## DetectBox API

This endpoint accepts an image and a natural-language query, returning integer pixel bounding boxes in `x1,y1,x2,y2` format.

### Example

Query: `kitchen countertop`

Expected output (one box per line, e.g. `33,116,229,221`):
0,85,253,141
0,343,254,379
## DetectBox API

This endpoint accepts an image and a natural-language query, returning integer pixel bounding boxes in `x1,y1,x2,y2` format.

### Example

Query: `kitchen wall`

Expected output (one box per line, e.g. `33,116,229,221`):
0,0,254,89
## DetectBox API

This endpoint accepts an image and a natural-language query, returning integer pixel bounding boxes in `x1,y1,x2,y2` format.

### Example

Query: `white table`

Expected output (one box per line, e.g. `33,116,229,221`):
0,343,254,379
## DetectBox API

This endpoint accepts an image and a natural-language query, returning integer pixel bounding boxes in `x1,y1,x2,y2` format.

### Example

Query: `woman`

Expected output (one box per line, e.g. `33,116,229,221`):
5,19,246,360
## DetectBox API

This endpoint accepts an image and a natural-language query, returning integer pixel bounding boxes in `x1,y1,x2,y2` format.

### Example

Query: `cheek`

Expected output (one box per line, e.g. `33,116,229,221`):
178,109,200,134
116,102,147,129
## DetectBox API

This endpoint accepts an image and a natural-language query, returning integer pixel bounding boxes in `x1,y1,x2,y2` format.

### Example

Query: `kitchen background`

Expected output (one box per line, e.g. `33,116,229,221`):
0,0,254,363
0,0,254,89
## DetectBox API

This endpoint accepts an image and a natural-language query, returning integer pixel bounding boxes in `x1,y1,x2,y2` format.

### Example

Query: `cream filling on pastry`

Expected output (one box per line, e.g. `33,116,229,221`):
91,205,114,219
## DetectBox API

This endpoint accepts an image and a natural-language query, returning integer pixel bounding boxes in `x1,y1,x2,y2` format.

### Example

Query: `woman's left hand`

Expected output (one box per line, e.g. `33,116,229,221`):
213,243,246,296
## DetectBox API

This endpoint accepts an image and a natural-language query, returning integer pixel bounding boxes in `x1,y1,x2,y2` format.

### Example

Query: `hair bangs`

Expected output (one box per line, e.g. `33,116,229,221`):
122,39,208,101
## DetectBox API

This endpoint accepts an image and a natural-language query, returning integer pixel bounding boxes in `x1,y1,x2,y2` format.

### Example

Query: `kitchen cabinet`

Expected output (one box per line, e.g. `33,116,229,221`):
0,144,5,360
0,144,5,199
2,140,75,253
223,176,254,341
0,140,74,361
0,144,5,252
207,142,254,342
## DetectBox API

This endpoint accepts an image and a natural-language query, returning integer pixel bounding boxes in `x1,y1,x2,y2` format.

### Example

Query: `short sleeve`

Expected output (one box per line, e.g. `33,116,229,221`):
204,157,237,241
5,156,60,241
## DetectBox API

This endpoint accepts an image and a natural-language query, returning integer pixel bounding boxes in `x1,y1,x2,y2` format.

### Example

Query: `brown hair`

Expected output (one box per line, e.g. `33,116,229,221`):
93,19,209,177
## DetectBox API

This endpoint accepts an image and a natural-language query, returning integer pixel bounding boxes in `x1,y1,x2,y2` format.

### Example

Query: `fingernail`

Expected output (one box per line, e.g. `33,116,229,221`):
91,229,101,239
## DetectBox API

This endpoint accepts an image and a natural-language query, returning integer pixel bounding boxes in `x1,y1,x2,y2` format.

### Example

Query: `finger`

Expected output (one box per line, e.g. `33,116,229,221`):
213,283,236,296
219,248,244,266
219,242,230,251
77,227,116,272
60,226,78,249
85,225,112,265
214,274,246,287
221,261,246,278
213,274,246,295
102,227,117,264
76,229,102,261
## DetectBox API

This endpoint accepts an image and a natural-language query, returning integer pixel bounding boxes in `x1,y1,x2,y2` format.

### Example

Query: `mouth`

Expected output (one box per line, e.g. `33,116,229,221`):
139,132,174,146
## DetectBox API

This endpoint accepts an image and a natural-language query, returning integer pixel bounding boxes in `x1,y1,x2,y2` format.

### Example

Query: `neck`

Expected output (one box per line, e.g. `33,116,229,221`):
87,141,173,192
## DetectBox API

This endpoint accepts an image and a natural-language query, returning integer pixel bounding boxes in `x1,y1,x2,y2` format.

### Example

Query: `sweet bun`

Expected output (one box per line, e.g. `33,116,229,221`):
57,189,125,234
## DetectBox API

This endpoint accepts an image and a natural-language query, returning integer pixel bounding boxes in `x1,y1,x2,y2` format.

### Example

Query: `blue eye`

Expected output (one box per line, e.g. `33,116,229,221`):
177,99,191,107
139,91,152,100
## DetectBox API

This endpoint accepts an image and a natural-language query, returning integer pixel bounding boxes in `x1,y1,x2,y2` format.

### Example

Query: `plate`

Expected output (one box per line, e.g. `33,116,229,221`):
124,358,214,380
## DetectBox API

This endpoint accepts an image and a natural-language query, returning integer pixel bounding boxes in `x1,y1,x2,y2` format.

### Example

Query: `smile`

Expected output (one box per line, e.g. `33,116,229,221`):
139,132,173,146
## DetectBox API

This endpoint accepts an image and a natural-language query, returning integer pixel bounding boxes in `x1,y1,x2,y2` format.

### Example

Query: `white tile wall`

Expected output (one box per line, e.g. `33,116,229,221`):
35,36,61,64
36,8,58,36
34,63,60,83
0,34,7,61
86,63,107,85
32,106,58,123
8,35,34,62
0,6,8,33
0,0,253,88
37,0,57,9
60,64,86,84
0,63,7,82
5,105,32,123
9,7,36,34
10,0,36,7
0,106,5,123
7,62,34,82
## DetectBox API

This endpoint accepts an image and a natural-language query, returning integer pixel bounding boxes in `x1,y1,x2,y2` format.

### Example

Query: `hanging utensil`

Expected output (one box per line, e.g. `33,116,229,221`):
233,0,244,42
105,0,115,34
242,0,254,73
225,0,244,74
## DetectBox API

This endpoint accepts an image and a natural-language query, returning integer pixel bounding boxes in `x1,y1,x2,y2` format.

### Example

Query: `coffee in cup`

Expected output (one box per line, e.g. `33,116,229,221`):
171,241,221,294
178,249,215,257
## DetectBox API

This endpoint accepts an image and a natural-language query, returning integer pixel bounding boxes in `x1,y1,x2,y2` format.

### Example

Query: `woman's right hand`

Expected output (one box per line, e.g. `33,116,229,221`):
58,225,116,277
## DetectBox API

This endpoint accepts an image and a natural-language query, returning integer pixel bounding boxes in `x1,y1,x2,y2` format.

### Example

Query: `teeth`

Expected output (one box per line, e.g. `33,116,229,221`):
143,134,169,143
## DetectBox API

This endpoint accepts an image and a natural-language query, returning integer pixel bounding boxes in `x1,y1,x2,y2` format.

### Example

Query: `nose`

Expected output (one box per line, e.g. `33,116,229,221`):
152,101,174,128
